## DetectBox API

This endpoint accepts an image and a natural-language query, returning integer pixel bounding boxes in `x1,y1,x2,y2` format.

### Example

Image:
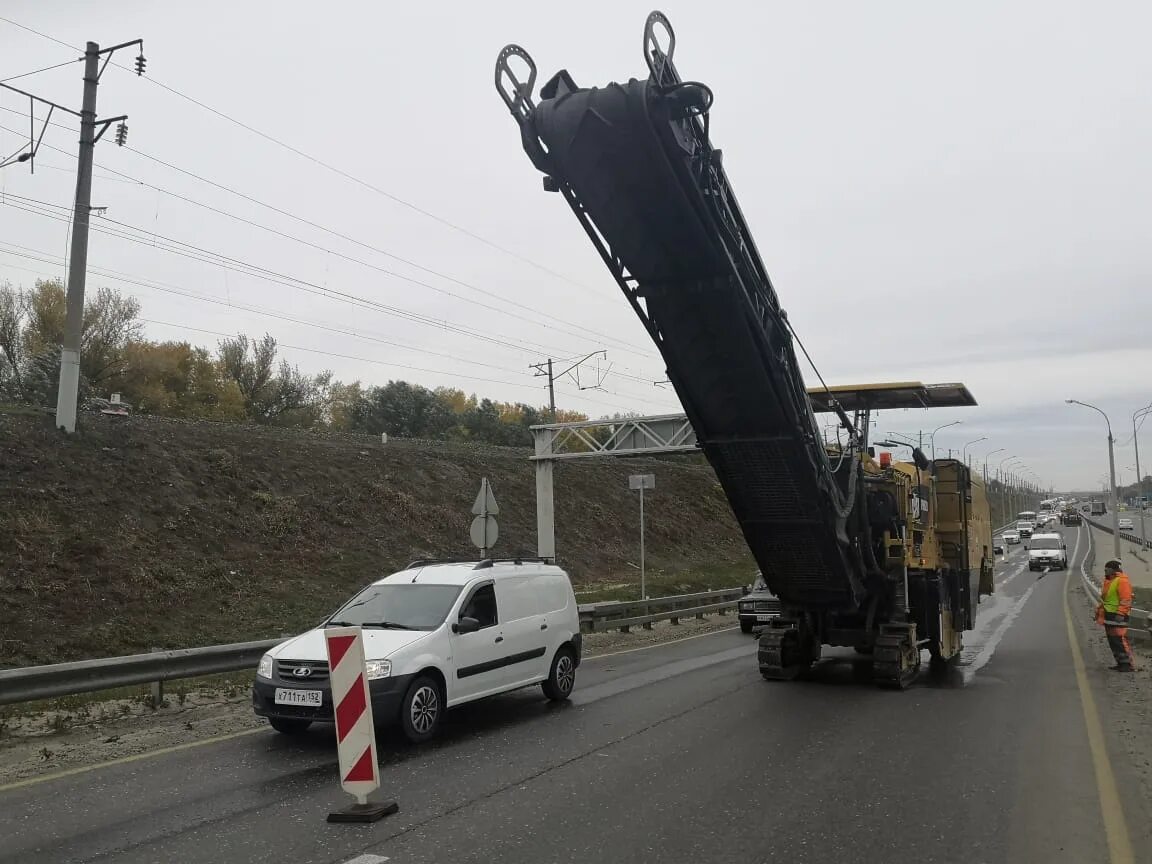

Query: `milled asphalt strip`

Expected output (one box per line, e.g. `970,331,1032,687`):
960,540,1058,681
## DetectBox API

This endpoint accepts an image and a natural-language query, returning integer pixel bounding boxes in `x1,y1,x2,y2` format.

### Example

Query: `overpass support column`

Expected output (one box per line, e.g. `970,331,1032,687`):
534,427,556,559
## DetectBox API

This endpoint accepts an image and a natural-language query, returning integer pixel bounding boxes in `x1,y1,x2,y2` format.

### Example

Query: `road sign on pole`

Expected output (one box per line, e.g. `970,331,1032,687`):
470,478,499,556
324,626,397,823
629,474,655,599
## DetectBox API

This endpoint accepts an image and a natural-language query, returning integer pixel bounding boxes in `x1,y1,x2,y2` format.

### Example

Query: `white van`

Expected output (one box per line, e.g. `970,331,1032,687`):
1026,533,1068,571
252,558,582,742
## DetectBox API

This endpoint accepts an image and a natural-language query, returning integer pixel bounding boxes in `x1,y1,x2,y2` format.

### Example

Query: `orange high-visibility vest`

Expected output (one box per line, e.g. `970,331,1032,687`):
1102,571,1133,617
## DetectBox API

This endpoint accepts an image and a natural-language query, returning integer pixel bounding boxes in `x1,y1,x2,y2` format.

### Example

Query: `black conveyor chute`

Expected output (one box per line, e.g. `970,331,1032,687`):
496,12,871,610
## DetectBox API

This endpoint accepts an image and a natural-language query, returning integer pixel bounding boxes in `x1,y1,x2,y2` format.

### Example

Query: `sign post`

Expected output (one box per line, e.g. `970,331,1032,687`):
324,626,398,823
629,474,655,599
470,477,500,557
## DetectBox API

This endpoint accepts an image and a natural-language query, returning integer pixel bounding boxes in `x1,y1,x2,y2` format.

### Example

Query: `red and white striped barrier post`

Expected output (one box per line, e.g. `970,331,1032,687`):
324,626,398,823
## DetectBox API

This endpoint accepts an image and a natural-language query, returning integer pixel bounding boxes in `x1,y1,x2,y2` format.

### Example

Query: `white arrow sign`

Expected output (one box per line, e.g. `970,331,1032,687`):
472,477,499,516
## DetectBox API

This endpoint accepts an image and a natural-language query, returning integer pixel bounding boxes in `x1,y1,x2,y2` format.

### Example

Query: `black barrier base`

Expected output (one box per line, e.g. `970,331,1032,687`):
327,800,399,823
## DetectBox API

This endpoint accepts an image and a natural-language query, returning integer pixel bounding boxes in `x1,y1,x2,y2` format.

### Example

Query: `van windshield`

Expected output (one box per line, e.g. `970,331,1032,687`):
327,584,463,630
1030,537,1062,550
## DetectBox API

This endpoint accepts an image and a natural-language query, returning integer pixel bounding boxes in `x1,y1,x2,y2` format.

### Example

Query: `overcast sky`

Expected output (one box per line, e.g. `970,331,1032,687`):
1,1,1149,490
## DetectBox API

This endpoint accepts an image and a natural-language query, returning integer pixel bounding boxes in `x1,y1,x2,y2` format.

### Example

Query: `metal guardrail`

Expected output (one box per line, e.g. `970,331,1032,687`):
0,639,281,707
578,588,745,633
0,589,746,706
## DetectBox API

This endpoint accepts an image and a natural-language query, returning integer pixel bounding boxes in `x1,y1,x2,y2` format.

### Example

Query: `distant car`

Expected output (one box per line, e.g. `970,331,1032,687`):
1003,529,1021,545
1017,521,1035,538
992,537,1005,555
1119,518,1134,530
738,573,781,634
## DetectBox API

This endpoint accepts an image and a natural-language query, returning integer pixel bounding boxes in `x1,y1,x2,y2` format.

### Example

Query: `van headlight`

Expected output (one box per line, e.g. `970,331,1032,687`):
257,653,274,679
364,659,392,680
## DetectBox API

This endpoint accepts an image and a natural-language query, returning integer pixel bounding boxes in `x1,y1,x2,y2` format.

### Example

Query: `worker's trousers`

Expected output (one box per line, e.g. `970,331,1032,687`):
1104,625,1134,670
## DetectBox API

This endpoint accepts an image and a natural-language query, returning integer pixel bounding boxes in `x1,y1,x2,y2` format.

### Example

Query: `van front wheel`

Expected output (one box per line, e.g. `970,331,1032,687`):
400,675,443,743
543,647,577,701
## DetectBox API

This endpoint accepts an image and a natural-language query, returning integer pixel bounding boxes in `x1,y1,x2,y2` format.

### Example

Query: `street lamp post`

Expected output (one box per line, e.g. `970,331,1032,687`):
998,456,1020,525
1133,404,1152,548
929,420,962,464
983,448,1005,485
962,437,988,467
1066,399,1121,561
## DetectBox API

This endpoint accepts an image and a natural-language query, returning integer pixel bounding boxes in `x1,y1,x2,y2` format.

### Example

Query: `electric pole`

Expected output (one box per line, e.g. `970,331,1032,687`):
530,351,609,421
2,38,145,433
55,42,102,435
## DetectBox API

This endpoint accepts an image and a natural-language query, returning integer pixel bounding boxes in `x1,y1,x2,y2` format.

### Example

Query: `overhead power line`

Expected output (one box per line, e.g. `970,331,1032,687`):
0,199,675,405
0,57,83,83
0,186,669,389
0,13,605,296
0,111,658,365
139,319,659,417
0,250,671,415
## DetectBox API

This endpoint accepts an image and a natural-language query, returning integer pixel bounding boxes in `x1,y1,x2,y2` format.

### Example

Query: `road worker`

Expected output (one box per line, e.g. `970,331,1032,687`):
1095,559,1135,672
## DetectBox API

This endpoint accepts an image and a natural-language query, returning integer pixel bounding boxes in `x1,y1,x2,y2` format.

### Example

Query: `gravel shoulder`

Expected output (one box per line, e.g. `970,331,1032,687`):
0,616,739,786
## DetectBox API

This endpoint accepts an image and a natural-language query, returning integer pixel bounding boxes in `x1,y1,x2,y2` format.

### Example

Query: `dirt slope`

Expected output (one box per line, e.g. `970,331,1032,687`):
0,410,751,666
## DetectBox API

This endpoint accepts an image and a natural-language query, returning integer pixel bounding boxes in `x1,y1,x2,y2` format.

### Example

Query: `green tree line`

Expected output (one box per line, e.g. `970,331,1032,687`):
0,279,589,446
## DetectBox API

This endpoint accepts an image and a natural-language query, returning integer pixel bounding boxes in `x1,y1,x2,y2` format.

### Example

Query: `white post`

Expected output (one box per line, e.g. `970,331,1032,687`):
533,427,556,559
639,485,646,601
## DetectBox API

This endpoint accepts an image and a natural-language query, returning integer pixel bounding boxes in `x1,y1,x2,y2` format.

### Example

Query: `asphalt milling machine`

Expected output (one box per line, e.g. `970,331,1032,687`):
495,11,995,688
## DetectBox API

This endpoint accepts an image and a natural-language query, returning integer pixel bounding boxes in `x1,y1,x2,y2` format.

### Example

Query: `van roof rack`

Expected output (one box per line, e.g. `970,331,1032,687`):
403,555,555,570
472,556,555,569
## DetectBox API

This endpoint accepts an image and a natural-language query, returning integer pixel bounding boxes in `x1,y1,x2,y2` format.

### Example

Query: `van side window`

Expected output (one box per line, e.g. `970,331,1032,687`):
461,584,498,629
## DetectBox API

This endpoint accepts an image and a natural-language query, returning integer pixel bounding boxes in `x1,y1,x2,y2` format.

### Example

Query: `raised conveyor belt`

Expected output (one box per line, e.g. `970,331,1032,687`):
497,14,867,609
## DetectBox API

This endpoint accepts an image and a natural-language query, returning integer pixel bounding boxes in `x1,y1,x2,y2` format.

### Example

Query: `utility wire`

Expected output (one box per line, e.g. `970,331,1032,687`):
0,244,546,378
135,319,657,416
1,241,675,412
0,16,75,51
0,250,667,415
0,201,675,407
2,193,593,360
0,177,668,388
0,56,82,82
0,13,606,296
0,111,660,366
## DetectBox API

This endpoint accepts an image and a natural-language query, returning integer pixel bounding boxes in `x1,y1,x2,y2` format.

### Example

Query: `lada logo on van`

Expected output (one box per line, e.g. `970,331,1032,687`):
292,667,313,678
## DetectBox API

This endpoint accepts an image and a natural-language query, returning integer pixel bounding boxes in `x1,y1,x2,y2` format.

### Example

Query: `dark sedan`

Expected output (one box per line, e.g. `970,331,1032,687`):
737,573,782,634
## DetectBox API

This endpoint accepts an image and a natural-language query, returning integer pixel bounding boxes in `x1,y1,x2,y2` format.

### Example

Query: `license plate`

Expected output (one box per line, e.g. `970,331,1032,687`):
274,688,322,707
756,614,776,622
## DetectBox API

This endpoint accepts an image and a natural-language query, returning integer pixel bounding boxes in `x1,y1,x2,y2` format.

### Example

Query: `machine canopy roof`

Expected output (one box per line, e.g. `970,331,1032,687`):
807,381,977,413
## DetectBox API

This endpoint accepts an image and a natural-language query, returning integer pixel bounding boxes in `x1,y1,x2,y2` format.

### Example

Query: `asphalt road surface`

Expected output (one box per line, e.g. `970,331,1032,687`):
2,529,1147,864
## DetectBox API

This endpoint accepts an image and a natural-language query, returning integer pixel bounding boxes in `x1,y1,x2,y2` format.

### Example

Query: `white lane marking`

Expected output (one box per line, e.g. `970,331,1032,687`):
960,525,1081,682
343,855,389,864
